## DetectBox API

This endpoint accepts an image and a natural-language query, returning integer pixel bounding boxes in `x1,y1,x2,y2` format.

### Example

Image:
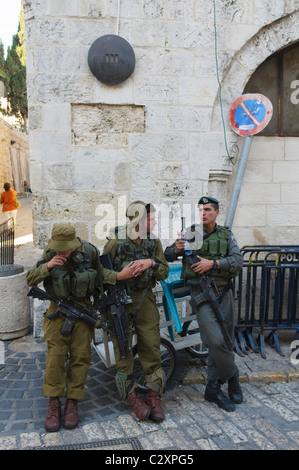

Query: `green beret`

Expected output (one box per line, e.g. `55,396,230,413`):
198,196,219,205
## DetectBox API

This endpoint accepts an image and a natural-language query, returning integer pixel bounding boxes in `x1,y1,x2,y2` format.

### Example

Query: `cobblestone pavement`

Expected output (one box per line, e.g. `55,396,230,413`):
0,334,298,451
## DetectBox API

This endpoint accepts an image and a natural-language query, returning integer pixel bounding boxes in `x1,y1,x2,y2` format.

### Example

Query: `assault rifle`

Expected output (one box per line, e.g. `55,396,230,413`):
28,254,133,358
27,285,102,335
187,276,234,351
100,253,133,358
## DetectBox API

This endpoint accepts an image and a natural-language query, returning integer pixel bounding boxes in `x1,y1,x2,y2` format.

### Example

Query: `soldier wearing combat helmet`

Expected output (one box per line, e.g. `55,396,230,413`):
164,196,244,412
26,223,134,432
103,201,169,422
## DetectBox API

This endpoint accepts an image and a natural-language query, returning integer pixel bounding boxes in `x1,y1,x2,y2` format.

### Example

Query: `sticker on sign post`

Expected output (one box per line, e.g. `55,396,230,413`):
229,93,273,136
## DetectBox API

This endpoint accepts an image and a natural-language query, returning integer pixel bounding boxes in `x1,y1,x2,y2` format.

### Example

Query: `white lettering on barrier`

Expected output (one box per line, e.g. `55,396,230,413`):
279,253,299,262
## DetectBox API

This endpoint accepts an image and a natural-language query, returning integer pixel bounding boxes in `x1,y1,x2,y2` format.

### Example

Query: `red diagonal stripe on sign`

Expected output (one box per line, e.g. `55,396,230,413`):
240,102,260,127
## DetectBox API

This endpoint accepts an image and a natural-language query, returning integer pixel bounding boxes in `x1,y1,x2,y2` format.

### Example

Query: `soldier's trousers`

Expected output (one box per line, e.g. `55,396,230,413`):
191,288,238,383
111,289,163,394
43,301,94,400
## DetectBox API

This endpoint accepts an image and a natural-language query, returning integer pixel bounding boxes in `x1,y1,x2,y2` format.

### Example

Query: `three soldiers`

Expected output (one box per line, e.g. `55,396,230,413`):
26,196,243,432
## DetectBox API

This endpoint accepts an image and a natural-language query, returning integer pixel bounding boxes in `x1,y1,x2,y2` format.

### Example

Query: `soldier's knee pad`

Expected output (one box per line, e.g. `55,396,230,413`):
115,372,137,400
145,367,165,395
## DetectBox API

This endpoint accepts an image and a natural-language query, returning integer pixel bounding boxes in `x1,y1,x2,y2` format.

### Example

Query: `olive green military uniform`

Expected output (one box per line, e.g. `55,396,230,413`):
26,231,117,401
103,225,169,399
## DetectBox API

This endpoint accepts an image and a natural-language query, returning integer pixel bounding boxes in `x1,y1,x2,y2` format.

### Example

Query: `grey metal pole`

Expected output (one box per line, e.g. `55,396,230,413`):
225,135,253,229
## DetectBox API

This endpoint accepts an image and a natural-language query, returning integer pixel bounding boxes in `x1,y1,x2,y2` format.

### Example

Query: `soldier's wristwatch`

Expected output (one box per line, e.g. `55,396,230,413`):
151,259,159,270
212,260,218,270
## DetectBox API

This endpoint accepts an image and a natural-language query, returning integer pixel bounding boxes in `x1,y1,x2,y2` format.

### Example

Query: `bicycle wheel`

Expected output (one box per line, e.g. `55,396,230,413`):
132,337,177,388
181,319,209,359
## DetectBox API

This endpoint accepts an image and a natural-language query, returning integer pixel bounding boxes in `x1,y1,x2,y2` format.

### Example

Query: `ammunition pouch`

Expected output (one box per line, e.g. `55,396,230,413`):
70,269,98,297
113,231,157,291
181,225,236,288
44,269,71,299
43,241,99,299
44,268,98,299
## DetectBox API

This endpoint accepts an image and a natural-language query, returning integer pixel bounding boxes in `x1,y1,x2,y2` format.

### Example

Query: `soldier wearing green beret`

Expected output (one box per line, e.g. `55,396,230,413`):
26,223,134,432
164,197,243,412
103,201,169,422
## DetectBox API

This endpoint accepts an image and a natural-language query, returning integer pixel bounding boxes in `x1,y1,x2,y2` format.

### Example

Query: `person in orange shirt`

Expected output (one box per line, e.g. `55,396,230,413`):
0,182,18,226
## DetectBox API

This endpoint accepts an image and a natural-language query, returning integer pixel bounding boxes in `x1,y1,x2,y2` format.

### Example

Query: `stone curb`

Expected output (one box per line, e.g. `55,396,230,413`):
182,369,299,386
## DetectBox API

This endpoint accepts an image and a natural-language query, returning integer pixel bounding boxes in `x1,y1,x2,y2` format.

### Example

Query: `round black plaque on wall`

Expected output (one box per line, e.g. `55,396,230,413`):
88,34,135,85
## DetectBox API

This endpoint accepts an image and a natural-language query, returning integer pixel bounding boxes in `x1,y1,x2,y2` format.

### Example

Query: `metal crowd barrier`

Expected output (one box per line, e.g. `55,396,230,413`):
234,245,299,358
0,218,14,265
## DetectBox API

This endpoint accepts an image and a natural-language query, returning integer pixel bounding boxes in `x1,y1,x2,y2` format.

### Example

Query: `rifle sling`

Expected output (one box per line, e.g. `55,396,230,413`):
131,278,151,325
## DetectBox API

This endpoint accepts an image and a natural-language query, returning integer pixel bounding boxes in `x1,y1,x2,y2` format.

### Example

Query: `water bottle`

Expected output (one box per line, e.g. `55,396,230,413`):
180,229,193,255
179,217,199,266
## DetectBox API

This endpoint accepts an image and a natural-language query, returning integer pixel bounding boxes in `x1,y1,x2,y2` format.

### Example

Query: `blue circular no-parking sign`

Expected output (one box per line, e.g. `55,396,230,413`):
229,93,273,136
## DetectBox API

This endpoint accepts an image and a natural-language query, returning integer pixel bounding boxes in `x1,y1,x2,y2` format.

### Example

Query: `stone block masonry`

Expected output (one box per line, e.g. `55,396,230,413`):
23,1,299,248
71,104,145,146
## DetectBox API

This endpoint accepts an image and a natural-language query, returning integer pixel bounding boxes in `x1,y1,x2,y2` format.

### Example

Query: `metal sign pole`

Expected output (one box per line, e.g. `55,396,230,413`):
224,135,253,229
225,93,273,229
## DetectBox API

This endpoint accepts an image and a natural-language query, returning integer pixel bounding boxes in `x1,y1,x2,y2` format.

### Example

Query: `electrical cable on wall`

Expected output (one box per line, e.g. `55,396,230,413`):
116,0,121,35
213,0,239,165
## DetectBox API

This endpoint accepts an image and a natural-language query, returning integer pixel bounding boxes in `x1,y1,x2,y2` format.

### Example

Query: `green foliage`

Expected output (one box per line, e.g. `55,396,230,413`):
0,41,6,79
2,2,27,130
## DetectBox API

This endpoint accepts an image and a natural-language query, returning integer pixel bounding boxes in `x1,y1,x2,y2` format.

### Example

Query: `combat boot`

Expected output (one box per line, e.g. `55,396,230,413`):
146,390,165,422
228,371,243,404
127,391,151,421
204,381,236,412
64,399,79,429
45,397,61,432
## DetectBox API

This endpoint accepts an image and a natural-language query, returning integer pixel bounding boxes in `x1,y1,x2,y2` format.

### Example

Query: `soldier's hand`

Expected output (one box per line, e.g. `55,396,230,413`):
131,259,152,277
191,256,213,274
117,262,135,280
47,254,67,271
174,238,185,254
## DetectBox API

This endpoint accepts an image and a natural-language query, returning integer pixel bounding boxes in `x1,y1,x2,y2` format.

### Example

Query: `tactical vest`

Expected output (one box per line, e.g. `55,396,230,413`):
43,240,99,299
112,226,156,290
182,225,234,288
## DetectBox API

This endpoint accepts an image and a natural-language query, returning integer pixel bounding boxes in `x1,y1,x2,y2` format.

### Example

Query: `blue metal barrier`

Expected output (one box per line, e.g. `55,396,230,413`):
235,245,299,357
161,246,299,358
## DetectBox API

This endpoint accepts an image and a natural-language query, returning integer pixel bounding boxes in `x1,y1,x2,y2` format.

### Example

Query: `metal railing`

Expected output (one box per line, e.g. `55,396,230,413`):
0,218,14,265
234,245,299,357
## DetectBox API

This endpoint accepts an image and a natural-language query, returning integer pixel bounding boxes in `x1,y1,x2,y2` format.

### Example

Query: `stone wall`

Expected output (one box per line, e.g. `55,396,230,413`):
229,136,299,247
22,0,299,249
